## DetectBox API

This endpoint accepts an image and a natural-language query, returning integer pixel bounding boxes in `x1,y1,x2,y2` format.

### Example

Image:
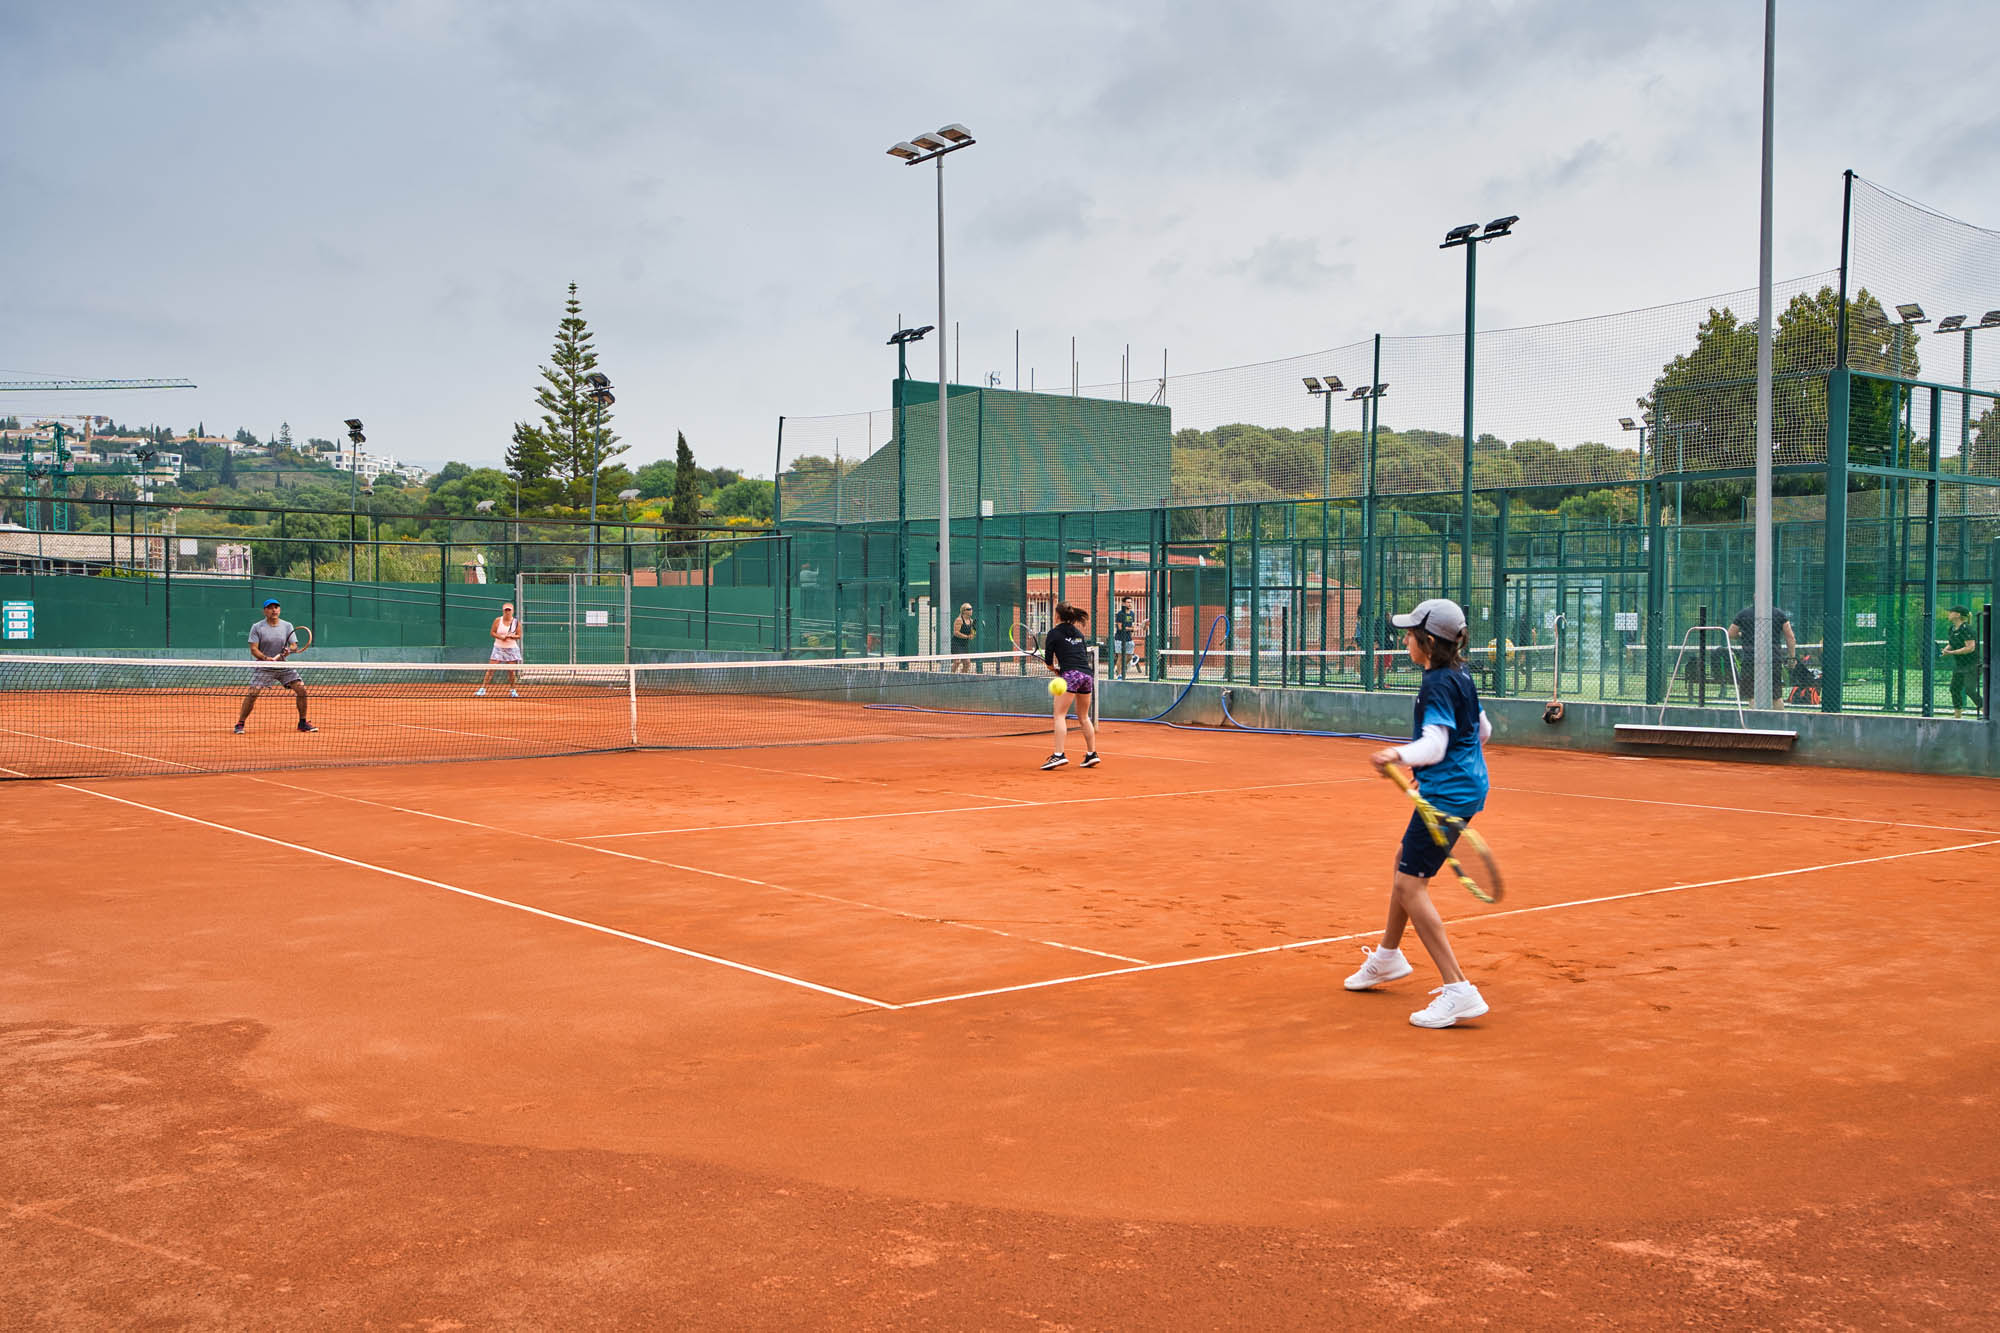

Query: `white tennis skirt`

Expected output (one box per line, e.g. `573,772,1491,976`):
489,642,524,664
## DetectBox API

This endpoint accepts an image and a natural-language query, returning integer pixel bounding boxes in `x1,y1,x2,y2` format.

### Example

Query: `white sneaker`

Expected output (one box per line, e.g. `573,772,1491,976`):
474,687,486,697
1343,947,1413,991
1410,983,1489,1028
509,688,518,698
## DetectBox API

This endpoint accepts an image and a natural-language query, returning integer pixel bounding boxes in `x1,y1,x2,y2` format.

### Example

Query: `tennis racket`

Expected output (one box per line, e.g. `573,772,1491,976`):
1383,764,1504,904
282,625,312,657
1009,623,1045,674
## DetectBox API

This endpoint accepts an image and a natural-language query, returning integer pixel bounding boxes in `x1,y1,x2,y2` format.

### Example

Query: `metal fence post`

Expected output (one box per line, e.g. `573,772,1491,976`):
1821,368,1850,711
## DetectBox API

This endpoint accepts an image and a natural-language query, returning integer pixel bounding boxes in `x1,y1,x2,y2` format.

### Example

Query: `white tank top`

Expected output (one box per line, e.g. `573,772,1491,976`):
496,615,517,638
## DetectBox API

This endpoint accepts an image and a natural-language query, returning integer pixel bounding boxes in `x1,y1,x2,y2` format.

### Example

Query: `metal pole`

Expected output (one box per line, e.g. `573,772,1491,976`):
587,398,602,575
935,156,952,660
1321,390,1333,499
1923,385,1941,715
1464,239,1480,612
1751,0,1777,711
1360,338,1382,690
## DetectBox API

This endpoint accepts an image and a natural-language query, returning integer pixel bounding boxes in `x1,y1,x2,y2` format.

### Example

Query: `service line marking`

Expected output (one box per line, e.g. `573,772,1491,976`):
6,1198,243,1276
59,783,898,1009
0,725,205,773
580,776,1365,840
1497,785,2000,837
236,774,1147,966
888,835,2000,1010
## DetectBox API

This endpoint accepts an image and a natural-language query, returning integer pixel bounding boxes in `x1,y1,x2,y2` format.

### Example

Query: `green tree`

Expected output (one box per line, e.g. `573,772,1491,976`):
527,283,623,507
1970,400,2000,478
505,420,560,511
633,456,678,499
670,432,701,528
710,477,774,521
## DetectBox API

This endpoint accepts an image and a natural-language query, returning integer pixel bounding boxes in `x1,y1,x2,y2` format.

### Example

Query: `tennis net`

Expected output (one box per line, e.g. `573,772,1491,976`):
0,650,1074,780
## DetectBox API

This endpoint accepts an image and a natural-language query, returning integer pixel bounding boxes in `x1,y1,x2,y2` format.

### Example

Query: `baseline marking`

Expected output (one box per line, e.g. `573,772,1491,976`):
890,835,2000,1010
581,777,1363,840
60,783,897,1009
238,774,1147,966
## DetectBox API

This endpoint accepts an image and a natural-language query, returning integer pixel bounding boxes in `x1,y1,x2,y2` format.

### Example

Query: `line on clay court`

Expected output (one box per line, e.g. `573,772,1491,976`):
0,725,205,774
6,1199,243,1275
1499,785,2000,837
683,753,1030,805
61,783,899,1008
581,776,1365,839
888,835,2000,1010
234,774,1148,966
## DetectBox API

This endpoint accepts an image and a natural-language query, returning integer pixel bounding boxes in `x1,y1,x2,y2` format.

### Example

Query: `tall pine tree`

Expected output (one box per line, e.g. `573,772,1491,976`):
525,283,623,508
671,432,702,529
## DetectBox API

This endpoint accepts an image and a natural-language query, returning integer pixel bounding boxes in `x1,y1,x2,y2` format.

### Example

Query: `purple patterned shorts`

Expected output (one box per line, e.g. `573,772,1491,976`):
1060,669,1095,695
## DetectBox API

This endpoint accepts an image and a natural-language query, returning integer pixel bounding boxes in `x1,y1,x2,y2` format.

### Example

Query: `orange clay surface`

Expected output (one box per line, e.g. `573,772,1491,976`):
3,725,1998,1328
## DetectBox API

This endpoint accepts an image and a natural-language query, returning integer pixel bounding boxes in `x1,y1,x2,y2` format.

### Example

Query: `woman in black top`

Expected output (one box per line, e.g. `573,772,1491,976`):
1041,602,1099,770
951,602,977,673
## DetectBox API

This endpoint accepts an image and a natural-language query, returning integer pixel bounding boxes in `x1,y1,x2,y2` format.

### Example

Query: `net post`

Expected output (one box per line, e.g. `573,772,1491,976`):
628,665,639,747
1697,603,1709,708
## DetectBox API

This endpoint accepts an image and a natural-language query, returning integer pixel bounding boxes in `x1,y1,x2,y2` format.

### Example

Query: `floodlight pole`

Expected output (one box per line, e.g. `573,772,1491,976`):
1751,0,1777,711
1320,389,1334,499
893,128,976,656
588,396,603,574
1441,219,1513,623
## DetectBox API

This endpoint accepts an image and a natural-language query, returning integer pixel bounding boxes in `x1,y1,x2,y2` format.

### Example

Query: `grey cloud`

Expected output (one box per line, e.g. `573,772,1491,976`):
1232,237,1355,290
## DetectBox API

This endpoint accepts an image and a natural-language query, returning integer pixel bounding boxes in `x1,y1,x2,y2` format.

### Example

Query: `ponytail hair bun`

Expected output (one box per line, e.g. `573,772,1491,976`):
1055,602,1089,624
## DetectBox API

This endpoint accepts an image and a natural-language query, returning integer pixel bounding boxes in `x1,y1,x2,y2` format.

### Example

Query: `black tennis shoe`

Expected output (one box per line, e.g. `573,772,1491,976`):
1081,752,1100,768
297,720,318,733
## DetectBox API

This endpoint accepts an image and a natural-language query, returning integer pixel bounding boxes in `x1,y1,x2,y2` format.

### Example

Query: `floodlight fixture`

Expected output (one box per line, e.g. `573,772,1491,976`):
1349,386,1369,400
911,132,947,151
1981,310,2000,328
585,372,611,390
1322,375,1343,392
1896,302,1928,324
344,418,363,431
936,124,973,143
887,325,934,345
617,488,641,501
347,429,365,445
1485,215,1520,234
474,499,495,512
887,142,922,161
1302,376,1322,392
1442,223,1479,245
1937,314,1967,333
1619,417,1639,431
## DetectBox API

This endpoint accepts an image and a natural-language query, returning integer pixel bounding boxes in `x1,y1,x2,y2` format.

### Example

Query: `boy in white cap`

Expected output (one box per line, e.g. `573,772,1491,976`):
1348,598,1491,1028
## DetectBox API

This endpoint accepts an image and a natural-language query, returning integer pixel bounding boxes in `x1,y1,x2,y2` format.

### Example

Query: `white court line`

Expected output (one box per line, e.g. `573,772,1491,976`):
0,725,205,773
888,835,2000,1010
1499,785,2000,837
236,774,1148,966
581,776,1364,840
60,782,897,1009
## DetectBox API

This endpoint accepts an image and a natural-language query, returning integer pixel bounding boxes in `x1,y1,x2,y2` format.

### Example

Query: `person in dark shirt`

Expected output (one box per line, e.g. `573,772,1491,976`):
1349,598,1491,1030
1727,605,1798,704
1112,597,1138,680
1943,605,1984,718
951,602,977,674
1040,602,1099,770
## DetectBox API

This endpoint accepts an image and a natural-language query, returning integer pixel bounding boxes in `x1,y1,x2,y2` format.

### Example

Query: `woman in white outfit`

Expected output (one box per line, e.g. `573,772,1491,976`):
477,603,523,696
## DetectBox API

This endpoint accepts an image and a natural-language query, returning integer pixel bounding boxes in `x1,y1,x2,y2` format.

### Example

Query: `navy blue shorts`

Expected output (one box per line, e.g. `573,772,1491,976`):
1396,809,1467,879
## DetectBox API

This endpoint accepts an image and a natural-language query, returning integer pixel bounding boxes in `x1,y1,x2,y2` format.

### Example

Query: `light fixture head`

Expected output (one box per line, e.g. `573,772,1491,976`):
1373,382,1390,396
936,124,972,143
1896,302,1928,324
1936,314,1967,333
1349,387,1369,400
911,132,947,151
585,372,611,390
1485,214,1520,234
887,142,922,161
1619,417,1638,430
344,418,363,431
1981,309,2000,327
474,500,495,512
618,488,641,501
347,430,365,445
1322,375,1344,392
1443,223,1479,244
1302,376,1323,392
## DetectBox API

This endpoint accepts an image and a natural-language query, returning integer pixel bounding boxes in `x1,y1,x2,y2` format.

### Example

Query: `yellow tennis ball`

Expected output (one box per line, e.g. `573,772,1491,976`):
1048,677,1068,696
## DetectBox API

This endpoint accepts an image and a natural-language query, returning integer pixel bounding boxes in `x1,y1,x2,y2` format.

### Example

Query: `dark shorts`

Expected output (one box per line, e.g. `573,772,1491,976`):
951,639,974,653
1397,808,1467,879
1060,669,1094,695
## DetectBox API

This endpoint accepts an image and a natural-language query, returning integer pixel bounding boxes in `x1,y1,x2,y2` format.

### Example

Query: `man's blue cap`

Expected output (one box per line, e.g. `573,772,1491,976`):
262,599,281,608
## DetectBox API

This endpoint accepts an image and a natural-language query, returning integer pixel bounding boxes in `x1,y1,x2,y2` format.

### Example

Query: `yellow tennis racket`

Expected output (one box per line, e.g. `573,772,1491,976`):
1384,765,1503,903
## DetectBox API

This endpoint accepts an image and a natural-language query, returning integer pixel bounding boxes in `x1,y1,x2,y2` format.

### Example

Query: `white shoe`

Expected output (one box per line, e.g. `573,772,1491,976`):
1343,946,1413,991
474,687,486,697
1410,983,1489,1028
509,688,518,698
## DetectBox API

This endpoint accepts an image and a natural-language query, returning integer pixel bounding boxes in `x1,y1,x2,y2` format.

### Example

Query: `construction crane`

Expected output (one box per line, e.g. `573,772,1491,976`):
0,377,197,392
0,377,195,530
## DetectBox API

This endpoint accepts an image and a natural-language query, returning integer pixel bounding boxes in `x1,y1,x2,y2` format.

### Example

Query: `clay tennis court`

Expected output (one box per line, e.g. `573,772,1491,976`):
5,723,1998,1327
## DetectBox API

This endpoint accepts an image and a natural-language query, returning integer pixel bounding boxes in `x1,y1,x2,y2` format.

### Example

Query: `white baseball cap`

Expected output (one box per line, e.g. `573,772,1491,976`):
1391,598,1468,640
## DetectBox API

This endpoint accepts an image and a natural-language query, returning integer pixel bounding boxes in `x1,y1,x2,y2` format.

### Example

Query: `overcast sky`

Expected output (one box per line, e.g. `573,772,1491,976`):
3,0,1996,477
